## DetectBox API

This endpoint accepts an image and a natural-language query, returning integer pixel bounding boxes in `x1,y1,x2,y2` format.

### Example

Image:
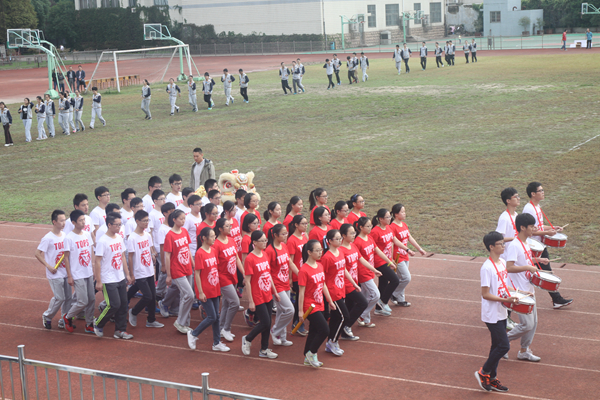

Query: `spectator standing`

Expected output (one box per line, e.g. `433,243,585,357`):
190,147,216,190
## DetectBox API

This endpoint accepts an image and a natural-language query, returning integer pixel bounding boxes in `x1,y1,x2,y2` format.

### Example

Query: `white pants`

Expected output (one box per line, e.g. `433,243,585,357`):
224,87,233,104
22,119,32,142
272,290,294,340
58,113,70,134
66,276,96,325
43,278,73,321
90,108,105,128
362,67,368,82
359,279,380,323
395,61,402,73
507,304,538,349
45,115,55,136
37,118,47,139
141,98,151,118
74,110,84,130
68,110,75,131
188,93,197,111
391,260,411,302
169,96,179,114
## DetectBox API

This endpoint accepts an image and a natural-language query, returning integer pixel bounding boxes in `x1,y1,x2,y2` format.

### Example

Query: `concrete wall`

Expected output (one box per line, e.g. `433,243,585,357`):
484,0,543,36
446,5,479,32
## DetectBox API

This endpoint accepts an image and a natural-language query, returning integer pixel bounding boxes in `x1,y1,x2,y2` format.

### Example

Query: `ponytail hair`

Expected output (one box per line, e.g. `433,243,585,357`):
391,203,404,219
263,201,280,222
330,200,347,220
353,216,371,234
347,193,361,210
248,230,265,253
322,229,340,256
213,217,228,237
197,226,214,248
242,213,258,233
244,193,257,209
168,209,185,228
267,223,286,257
201,203,218,221
144,79,150,86
308,187,326,211
302,239,321,263
285,196,302,216
312,206,328,227
288,214,306,236
371,208,389,227
221,200,235,219
339,223,354,238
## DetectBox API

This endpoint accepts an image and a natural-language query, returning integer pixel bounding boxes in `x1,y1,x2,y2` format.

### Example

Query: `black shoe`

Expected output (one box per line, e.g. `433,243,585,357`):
489,378,508,392
475,370,492,392
553,298,573,309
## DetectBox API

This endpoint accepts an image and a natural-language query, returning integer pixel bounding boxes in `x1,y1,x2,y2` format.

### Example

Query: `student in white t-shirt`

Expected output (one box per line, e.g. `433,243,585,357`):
124,198,145,239
184,194,203,255
93,212,133,340
143,176,162,214
156,202,176,300
36,210,72,330
90,186,110,235
234,189,247,225
475,231,518,393
496,187,520,255
149,190,166,255
176,187,193,216
166,174,184,207
505,213,543,362
120,188,136,224
63,210,95,333
207,189,224,214
95,204,125,242
126,210,164,329
201,179,219,206
64,193,95,238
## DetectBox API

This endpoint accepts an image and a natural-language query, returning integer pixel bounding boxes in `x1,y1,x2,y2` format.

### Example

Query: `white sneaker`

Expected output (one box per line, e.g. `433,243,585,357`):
128,309,137,327
238,305,244,311
212,342,231,352
374,309,391,316
259,349,278,359
242,335,251,355
325,339,344,356
174,321,188,334
280,338,293,346
502,352,509,359
158,300,169,318
146,321,164,328
305,351,321,368
506,318,515,331
271,331,282,346
187,331,198,350
221,329,235,342
517,349,541,362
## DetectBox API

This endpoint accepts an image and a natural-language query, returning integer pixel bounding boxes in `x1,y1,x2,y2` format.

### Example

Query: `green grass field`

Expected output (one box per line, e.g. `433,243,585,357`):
2,53,598,264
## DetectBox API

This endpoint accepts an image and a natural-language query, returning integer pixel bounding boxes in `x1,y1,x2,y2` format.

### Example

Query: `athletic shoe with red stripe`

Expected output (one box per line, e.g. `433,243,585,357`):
474,369,492,392
489,378,509,392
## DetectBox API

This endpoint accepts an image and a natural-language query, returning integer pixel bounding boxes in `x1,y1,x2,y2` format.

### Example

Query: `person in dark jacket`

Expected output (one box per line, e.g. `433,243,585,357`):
0,102,14,146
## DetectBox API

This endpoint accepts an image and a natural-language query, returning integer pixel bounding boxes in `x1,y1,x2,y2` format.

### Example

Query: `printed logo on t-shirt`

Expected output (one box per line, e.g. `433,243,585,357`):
55,252,66,269
83,224,91,232
278,268,289,284
79,249,91,267
111,253,122,270
141,250,152,267
208,268,219,286
334,259,346,289
227,258,237,275
178,248,190,266
314,283,323,304
258,271,271,292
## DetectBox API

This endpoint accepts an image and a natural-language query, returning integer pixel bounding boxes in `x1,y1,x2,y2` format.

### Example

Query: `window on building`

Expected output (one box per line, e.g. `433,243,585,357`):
101,0,119,7
430,2,442,23
414,3,421,24
385,4,399,26
490,11,501,23
80,0,97,8
154,0,169,5
129,0,137,7
367,5,377,28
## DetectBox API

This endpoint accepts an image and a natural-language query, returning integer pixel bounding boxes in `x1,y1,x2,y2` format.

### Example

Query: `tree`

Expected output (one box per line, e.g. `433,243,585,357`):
31,0,50,30
45,0,78,49
518,16,531,33
471,4,484,33
0,0,39,44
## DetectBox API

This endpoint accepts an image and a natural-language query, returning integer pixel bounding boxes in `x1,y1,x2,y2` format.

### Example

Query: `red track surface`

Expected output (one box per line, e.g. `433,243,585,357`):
1,47,599,104
0,221,598,399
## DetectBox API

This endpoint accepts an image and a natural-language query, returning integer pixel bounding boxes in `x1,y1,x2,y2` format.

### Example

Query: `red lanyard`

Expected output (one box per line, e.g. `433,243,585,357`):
530,201,555,230
516,236,541,271
507,209,517,236
488,257,513,297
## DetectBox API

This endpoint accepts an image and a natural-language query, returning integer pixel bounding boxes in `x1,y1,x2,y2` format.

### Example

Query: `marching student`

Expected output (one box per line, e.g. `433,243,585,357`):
447,41,456,66
141,79,152,120
475,231,516,393
207,189,223,214
74,90,85,132
297,58,306,87
120,188,137,224
93,212,134,339
166,174,183,207
37,210,72,329
63,210,95,333
18,98,34,142
166,78,181,115
64,193,94,235
241,192,261,226
346,194,367,225
57,92,70,135
444,41,450,65
177,187,193,216
279,62,293,95
523,182,572,308
183,194,203,255
389,203,427,307
496,187,520,251
187,75,198,112
292,61,305,94
266,224,298,346
242,231,280,359
162,209,194,334
360,52,369,81
126,210,164,329
0,102,14,146
188,227,230,352
352,53,360,83
434,42,445,68
393,44,403,74
43,94,55,138
463,41,470,63
143,176,162,214
298,239,335,368
346,56,356,84
471,39,478,62
156,202,175,301
89,87,106,128
331,54,342,85
330,201,349,230
202,72,216,110
323,59,335,90
65,90,76,134
504,213,543,362
308,206,332,246
34,96,47,141
149,190,168,283
221,68,235,106
401,43,412,73
241,213,260,263
90,186,110,235
283,196,304,230
239,69,250,103
201,179,219,205
223,201,242,252
262,201,282,234
124,197,145,239
288,214,309,336
199,203,219,233
213,217,245,342
308,187,329,226
75,65,86,92
234,189,247,225
419,42,427,71
94,203,125,242
67,66,76,92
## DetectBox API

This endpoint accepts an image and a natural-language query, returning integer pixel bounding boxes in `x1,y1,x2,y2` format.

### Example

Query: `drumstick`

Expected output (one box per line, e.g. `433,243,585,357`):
292,304,315,334
560,224,569,230
54,254,65,269
548,257,561,262
426,253,435,258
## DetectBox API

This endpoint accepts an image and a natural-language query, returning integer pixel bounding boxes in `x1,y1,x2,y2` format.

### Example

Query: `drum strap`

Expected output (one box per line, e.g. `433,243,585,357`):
506,209,518,236
529,201,555,230
516,236,541,272
489,257,513,297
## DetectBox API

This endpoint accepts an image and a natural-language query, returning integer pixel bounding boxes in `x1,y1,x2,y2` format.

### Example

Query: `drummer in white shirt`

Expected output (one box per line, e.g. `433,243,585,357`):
523,182,572,309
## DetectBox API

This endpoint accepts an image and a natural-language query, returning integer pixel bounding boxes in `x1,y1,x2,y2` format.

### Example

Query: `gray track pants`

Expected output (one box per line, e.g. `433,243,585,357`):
272,290,294,340
141,98,151,118
164,275,193,327
219,284,240,332
66,276,95,325
507,304,538,349
42,278,73,321
359,279,380,324
391,260,411,302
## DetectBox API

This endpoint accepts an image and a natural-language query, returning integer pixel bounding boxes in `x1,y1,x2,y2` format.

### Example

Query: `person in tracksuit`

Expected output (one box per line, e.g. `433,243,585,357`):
296,58,306,89
58,92,71,135
393,44,403,74
222,68,236,105
346,56,355,84
67,66,76,92
444,41,450,65
44,94,56,138
419,42,427,71
141,80,152,120
323,59,335,89
202,72,216,110
89,87,106,129
188,75,198,112
401,43,412,73
239,69,250,103
279,63,292,95
448,41,456,66
360,52,369,81
352,53,360,83
66,90,76,134
75,65,86,92
471,39,478,62
0,102,14,146
18,98,34,142
34,96,47,141
463,41,470,63
74,91,85,131
332,54,341,85
166,78,181,115
435,42,445,68
292,61,304,94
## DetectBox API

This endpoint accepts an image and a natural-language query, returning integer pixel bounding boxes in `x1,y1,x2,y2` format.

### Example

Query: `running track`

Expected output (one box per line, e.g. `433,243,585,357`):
0,221,598,399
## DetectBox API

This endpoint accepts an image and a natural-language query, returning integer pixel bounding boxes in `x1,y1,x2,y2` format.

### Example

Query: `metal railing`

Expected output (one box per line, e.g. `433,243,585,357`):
1,345,276,400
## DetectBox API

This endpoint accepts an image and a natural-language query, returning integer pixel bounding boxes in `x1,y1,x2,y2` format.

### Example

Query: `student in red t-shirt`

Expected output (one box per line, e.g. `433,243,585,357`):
330,200,349,230
239,213,260,302
283,196,303,230
389,203,426,307
188,227,230,352
198,203,219,232
298,239,336,368
213,218,244,342
240,193,261,227
161,209,194,334
308,188,329,227
288,214,309,336
266,224,299,346
346,194,367,226
262,201,282,235
222,201,242,254
308,206,332,246
242,231,280,359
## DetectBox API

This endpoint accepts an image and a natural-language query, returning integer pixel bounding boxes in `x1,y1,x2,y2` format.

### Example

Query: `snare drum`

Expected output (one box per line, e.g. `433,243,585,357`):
530,270,562,292
542,233,567,248
526,238,546,258
502,290,535,315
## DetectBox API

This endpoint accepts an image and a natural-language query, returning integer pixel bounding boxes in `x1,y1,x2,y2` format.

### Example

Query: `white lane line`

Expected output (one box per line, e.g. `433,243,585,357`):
0,224,49,230
0,254,36,260
0,238,39,243
568,133,600,152
417,258,600,271
0,273,46,280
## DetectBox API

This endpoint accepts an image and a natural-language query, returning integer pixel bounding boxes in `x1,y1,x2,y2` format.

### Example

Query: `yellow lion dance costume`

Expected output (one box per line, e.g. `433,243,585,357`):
194,169,259,205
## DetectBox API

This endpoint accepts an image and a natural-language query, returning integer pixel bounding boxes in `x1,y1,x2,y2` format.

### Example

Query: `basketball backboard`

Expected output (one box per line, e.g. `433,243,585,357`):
7,29,40,48
144,24,167,40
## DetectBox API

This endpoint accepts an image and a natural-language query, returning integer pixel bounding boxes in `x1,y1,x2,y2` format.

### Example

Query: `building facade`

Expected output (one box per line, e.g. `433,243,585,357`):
483,0,543,36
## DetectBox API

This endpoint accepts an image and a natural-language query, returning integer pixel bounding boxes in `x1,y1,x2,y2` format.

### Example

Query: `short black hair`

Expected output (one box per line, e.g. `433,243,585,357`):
515,213,536,233
94,186,109,200
193,147,203,154
182,187,194,198
51,209,65,223
148,176,162,190
70,209,85,224
204,179,218,190
152,190,165,201
73,193,88,207
500,187,518,206
106,203,120,215
235,189,247,200
106,212,121,226
130,197,143,209
483,231,504,251
526,182,542,198
134,210,149,221
208,189,220,200
121,188,136,203
169,174,182,184
187,194,201,207
161,202,176,215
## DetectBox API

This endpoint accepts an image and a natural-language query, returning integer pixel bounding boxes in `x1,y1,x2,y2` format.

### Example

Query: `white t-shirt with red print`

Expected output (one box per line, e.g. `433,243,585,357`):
480,258,509,324
95,234,126,284
126,231,154,279
64,231,94,280
38,231,67,280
